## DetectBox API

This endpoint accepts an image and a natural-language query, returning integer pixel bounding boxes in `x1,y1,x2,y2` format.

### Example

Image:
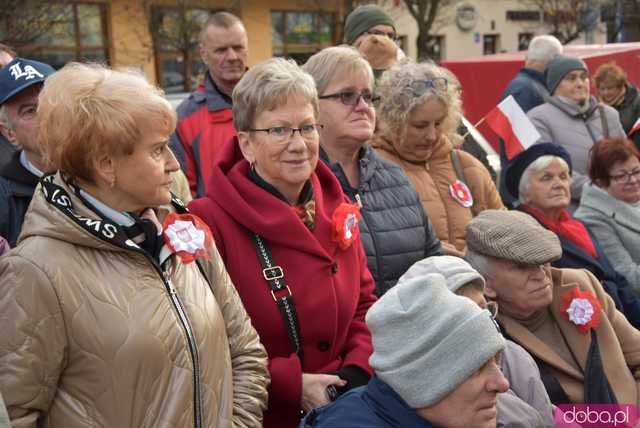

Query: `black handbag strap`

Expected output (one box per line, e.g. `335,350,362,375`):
250,233,304,362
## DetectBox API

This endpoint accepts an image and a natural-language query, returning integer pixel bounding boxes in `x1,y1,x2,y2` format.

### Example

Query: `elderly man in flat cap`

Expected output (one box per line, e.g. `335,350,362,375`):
465,209,640,407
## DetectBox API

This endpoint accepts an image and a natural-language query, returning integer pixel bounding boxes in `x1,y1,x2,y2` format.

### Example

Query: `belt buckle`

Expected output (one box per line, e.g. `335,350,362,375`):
263,266,284,281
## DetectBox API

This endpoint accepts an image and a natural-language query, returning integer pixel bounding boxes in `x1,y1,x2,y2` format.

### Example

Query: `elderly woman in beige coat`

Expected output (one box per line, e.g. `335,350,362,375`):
0,63,269,428
372,61,503,253
466,209,640,406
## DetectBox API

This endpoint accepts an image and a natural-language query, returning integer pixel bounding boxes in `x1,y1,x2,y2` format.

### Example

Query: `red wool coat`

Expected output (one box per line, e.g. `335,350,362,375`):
189,139,376,428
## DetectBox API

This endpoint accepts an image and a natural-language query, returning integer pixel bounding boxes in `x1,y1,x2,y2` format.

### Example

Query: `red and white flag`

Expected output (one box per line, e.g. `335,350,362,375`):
629,118,640,137
485,95,541,160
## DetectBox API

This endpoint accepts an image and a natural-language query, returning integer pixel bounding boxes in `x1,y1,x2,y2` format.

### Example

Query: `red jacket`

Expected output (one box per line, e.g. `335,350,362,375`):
170,72,236,197
189,138,376,428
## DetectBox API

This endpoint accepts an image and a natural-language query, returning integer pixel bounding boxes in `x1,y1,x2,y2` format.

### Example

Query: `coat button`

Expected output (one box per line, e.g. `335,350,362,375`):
331,262,338,274
318,340,330,351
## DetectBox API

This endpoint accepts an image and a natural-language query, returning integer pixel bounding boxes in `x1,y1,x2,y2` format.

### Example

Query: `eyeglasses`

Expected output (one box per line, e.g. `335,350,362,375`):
364,29,399,42
610,168,640,184
319,91,379,106
249,124,323,142
407,78,448,96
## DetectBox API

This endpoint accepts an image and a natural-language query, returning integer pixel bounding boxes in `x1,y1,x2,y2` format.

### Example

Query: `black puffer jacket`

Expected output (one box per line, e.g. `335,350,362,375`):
321,145,442,296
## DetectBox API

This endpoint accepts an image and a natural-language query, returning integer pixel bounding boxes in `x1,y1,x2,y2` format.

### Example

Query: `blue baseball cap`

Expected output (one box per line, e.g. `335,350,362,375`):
0,57,55,105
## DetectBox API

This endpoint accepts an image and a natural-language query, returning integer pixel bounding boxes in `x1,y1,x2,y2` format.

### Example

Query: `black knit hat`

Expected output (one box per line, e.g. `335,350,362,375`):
504,143,573,200
545,55,588,95
344,4,395,45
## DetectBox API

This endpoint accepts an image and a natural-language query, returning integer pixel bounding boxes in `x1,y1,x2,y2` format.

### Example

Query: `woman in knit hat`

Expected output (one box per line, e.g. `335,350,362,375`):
465,209,640,406
372,61,504,253
399,256,555,428
301,272,508,427
527,54,625,206
504,142,640,329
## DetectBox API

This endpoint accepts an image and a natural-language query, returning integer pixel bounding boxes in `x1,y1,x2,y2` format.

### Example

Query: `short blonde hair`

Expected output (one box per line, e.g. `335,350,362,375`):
38,62,176,182
377,61,462,143
232,57,318,131
303,45,374,94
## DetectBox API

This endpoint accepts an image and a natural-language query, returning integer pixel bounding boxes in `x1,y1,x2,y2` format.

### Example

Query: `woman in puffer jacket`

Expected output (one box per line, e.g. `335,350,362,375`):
0,62,269,428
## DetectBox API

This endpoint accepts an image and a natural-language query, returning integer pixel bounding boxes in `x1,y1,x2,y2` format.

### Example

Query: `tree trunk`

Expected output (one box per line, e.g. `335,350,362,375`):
416,28,431,61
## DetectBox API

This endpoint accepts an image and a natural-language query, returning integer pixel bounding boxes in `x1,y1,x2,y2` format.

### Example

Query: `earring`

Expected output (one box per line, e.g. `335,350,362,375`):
109,178,116,188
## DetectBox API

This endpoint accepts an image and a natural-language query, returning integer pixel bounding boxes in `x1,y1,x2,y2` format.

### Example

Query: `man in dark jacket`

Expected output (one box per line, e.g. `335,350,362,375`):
499,35,562,206
0,57,55,246
0,43,16,170
170,11,248,197
301,273,508,427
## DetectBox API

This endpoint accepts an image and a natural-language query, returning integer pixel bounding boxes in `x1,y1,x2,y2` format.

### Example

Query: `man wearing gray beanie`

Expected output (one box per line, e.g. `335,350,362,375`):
465,209,640,407
527,54,625,204
300,273,509,428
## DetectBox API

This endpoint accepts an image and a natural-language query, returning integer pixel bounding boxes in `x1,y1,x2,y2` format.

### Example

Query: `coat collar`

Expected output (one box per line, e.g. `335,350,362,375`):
366,377,436,427
498,268,590,380
546,95,599,119
579,184,640,234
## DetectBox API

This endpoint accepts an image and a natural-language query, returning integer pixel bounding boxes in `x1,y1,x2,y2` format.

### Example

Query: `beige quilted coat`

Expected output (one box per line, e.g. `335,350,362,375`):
0,173,269,428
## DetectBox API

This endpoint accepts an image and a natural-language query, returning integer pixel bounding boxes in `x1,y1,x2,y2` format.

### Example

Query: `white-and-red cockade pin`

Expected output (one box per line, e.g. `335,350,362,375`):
162,212,213,263
332,202,362,250
560,288,602,333
449,180,474,208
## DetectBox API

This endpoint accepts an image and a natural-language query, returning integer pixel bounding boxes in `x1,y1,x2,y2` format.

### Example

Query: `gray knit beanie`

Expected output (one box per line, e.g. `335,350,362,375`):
466,209,562,265
399,256,485,293
344,4,396,45
366,273,505,408
545,55,588,95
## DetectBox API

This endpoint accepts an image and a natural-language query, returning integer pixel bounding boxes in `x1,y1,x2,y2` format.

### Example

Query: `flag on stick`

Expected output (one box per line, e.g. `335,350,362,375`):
485,95,541,160
629,118,640,137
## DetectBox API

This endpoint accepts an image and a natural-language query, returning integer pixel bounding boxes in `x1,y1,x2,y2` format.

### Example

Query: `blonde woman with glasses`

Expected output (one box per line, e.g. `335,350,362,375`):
189,58,377,428
372,62,504,254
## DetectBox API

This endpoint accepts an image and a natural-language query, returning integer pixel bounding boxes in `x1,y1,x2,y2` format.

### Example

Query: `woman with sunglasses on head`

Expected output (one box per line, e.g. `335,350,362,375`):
372,62,504,254
188,58,377,428
303,46,441,297
576,138,640,292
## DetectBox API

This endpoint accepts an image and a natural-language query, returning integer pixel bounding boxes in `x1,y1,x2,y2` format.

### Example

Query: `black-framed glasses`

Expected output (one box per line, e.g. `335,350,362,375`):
364,29,399,42
407,78,448,96
319,91,379,106
610,168,640,184
248,124,323,143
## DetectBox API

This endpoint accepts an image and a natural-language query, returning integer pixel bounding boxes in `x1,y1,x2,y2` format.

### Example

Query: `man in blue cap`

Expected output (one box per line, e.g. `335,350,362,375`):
0,57,55,247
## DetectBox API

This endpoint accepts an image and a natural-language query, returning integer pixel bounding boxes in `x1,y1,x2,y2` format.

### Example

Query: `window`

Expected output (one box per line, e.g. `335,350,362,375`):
506,10,541,21
3,2,110,70
518,33,534,51
151,6,211,94
425,36,445,63
271,11,334,64
483,34,499,55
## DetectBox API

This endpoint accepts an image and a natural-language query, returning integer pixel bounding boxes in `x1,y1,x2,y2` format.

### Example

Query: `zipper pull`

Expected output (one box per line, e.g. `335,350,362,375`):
354,193,363,208
164,272,177,295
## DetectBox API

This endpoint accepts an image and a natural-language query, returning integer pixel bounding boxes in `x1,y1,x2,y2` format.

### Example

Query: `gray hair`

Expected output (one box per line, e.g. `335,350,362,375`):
0,104,13,131
526,35,563,65
232,57,318,131
199,11,244,43
518,155,571,204
303,45,373,95
376,61,462,144
465,249,494,280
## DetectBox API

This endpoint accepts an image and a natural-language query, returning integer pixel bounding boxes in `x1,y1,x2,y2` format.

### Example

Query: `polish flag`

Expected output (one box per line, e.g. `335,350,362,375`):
485,95,541,160
629,118,640,137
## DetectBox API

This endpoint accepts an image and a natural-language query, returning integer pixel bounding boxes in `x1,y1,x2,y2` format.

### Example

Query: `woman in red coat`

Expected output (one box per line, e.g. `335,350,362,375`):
189,58,377,428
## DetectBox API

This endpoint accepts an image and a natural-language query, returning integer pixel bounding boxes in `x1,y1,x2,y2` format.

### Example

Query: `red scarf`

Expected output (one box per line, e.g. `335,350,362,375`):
520,205,597,258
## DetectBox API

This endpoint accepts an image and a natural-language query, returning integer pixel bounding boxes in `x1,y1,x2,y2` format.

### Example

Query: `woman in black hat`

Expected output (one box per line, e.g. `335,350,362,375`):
505,143,640,329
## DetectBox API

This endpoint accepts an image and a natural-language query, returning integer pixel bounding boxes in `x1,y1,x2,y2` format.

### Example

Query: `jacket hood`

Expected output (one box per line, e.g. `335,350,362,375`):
19,172,175,255
547,95,599,118
369,133,452,164
205,137,349,248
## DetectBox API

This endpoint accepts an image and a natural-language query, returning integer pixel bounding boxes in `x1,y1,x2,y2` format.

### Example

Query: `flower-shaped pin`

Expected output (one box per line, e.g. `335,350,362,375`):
163,213,213,264
560,288,602,333
331,202,361,250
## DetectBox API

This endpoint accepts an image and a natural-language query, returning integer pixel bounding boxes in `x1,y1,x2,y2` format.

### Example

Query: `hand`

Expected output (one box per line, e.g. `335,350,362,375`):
441,241,466,258
301,373,346,412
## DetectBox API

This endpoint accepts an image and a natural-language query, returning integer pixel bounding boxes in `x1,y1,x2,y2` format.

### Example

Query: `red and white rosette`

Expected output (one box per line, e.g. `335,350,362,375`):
449,180,474,208
560,288,602,333
331,202,362,250
162,212,213,264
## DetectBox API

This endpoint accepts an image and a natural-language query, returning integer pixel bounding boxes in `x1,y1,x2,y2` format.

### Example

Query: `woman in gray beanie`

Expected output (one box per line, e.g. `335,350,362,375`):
527,54,625,205
300,273,508,428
